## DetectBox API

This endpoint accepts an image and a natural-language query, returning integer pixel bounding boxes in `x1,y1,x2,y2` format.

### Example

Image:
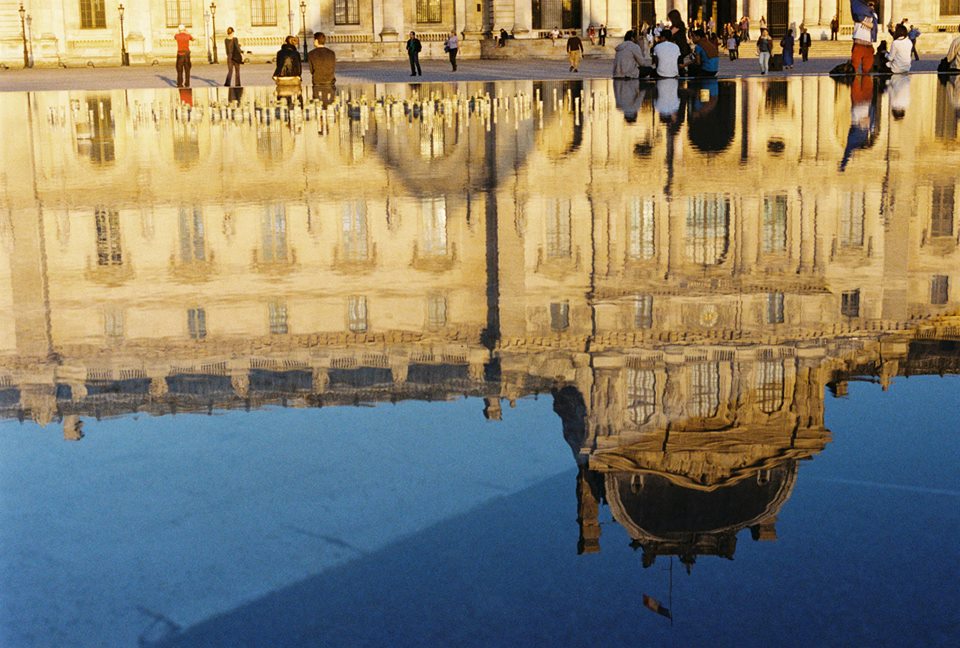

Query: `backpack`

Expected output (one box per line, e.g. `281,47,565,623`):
830,61,855,76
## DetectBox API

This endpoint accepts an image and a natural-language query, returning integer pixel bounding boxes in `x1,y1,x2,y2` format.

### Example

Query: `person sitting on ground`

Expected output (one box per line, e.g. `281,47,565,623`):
688,29,720,77
550,26,560,41
612,30,653,79
499,28,509,47
873,40,892,74
652,30,681,79
886,24,913,73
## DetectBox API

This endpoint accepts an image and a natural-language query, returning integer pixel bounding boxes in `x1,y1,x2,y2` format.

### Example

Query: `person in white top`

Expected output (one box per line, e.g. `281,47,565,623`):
886,24,912,73
652,31,681,78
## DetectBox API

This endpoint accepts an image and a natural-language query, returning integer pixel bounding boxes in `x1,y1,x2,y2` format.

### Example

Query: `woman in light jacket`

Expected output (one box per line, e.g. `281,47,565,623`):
445,31,459,71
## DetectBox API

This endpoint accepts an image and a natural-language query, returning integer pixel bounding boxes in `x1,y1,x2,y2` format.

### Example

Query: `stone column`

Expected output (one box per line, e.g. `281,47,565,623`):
748,0,762,22
514,0,533,36
606,0,631,36
464,0,484,36
371,0,384,40
380,0,403,41
655,0,669,23
804,0,820,27
789,0,805,30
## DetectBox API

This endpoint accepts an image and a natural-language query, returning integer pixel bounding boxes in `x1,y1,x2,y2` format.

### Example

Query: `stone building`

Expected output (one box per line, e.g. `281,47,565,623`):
1,1,957,66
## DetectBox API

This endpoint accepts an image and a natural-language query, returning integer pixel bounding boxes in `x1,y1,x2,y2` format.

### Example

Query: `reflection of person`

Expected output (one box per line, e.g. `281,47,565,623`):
654,78,680,119
224,27,242,87
174,24,194,88
566,31,584,72
840,74,877,171
406,31,422,76
613,78,645,122
308,31,335,103
887,73,911,119
851,0,879,74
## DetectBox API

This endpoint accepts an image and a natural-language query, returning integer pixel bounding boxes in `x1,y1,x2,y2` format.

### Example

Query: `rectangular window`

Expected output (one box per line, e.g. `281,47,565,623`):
628,198,655,260
348,296,368,333
428,295,447,328
932,275,950,305
188,308,207,340
756,360,785,414
690,363,720,419
686,195,730,266
251,0,278,27
635,295,653,329
942,1,960,16
627,369,656,425
334,0,360,25
767,292,784,324
80,0,107,29
550,302,570,332
95,208,122,266
762,194,788,253
269,302,288,335
931,183,955,238
841,290,860,318
164,0,192,28
416,0,442,23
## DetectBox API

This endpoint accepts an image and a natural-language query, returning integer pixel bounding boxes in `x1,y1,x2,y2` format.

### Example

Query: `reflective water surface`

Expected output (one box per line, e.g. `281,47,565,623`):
1,75,959,647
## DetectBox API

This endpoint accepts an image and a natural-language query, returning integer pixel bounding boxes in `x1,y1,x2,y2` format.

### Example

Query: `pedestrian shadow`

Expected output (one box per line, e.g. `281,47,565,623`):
156,75,178,87
156,75,221,87
191,76,222,87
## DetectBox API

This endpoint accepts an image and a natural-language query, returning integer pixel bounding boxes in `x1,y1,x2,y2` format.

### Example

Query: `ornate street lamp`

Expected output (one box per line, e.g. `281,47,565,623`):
18,3,30,69
118,4,130,66
210,2,218,63
299,1,308,62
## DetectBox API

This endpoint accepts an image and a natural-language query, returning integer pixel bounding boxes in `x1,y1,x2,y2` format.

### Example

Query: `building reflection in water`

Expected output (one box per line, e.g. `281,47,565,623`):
0,75,958,566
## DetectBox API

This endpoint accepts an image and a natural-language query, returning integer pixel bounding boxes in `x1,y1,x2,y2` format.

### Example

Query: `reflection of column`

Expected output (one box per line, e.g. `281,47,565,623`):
577,466,601,554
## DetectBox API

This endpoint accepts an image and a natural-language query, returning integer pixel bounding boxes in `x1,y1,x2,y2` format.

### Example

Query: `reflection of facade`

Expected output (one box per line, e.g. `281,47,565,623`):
1,76,959,558
2,1,956,66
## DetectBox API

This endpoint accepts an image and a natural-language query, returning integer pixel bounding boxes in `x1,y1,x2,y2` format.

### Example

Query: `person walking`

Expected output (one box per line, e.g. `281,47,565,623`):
850,0,879,75
223,27,242,87
174,24,194,88
406,31,422,76
740,16,751,41
830,15,839,41
308,31,336,100
598,24,607,46
780,28,795,69
757,27,772,74
566,31,584,72
799,25,812,62
908,24,920,61
445,31,459,71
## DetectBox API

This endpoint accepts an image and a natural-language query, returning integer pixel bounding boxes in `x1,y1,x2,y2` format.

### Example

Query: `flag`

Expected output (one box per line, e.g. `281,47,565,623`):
643,594,672,620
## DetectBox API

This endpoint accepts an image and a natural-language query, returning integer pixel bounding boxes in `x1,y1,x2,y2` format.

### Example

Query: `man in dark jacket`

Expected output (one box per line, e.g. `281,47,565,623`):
223,27,242,87
798,25,812,62
273,36,302,79
406,31,422,76
308,32,336,103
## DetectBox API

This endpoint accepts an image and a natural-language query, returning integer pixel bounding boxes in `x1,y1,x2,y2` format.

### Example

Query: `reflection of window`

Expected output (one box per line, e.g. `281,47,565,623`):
687,194,729,265
546,199,572,258
250,0,278,26
269,301,288,335
841,290,860,318
341,201,368,261
428,295,447,328
87,98,115,164
95,208,122,266
261,204,288,263
936,75,959,140
932,275,949,305
334,0,360,25
840,192,865,247
420,198,448,257
164,0,191,27
188,308,206,340
931,183,955,238
762,194,788,253
104,307,124,339
627,369,656,425
628,198,655,260
635,295,653,329
756,360,785,414
80,0,106,29
178,207,205,262
767,292,784,324
550,302,570,331
419,123,445,159
348,296,367,333
690,363,720,418
416,0,442,23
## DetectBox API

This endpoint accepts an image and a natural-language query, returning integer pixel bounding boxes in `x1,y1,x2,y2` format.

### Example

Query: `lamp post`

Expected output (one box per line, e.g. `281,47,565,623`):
118,4,130,66
18,3,30,69
299,1,308,62
210,3,218,63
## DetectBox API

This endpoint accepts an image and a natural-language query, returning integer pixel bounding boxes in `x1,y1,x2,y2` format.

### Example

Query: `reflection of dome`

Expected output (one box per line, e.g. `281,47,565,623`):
603,463,797,568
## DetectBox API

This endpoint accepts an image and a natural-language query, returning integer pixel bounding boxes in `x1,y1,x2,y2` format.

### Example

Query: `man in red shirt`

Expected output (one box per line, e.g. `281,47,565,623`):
174,24,194,88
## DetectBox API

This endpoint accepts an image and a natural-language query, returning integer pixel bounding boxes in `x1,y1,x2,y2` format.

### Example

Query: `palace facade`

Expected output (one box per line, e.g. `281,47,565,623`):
1,1,958,66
